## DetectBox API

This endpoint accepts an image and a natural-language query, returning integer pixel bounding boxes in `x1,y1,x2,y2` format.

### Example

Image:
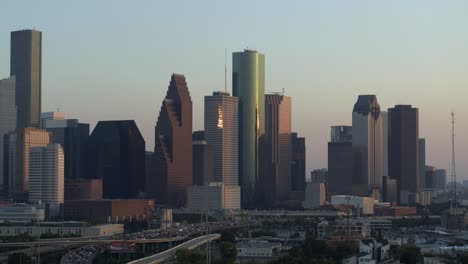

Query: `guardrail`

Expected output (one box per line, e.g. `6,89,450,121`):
127,234,220,264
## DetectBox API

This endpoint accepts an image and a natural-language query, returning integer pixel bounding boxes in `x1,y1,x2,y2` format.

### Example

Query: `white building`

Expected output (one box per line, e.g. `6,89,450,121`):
237,240,282,258
352,95,383,199
331,195,375,215
29,144,64,205
187,183,240,210
0,76,16,188
302,182,325,209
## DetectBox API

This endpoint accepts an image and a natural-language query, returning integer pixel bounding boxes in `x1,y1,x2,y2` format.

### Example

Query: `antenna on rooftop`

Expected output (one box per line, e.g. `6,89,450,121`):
224,48,227,93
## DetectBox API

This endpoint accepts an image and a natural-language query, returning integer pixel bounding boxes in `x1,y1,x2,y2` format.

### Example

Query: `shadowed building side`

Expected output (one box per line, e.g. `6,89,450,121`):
85,120,145,199
152,74,193,207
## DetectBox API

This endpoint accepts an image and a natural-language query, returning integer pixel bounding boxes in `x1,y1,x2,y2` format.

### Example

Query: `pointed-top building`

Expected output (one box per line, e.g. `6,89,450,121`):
152,74,193,207
352,95,383,199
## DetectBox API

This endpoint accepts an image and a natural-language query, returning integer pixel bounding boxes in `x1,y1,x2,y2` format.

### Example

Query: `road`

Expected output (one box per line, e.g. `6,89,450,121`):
127,234,221,264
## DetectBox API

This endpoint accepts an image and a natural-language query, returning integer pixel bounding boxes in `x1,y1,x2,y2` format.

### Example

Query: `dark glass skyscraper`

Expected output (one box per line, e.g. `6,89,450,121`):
153,74,192,207
192,140,213,186
388,105,419,195
233,50,265,208
10,30,42,128
291,133,306,192
0,76,16,188
85,120,145,199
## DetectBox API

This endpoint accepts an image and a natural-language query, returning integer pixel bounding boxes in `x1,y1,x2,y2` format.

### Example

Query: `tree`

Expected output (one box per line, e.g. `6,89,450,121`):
221,230,236,243
396,245,422,264
175,249,191,264
8,253,33,264
220,241,237,263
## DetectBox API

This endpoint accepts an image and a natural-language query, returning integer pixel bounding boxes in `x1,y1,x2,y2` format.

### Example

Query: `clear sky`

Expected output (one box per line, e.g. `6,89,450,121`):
1,1,467,180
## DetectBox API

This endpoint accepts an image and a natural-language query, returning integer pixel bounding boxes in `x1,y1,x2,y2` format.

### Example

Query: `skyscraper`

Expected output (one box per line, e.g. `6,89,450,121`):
5,128,50,201
388,105,419,197
153,74,192,207
204,92,238,185
85,120,145,199
435,169,447,191
10,30,42,128
330,126,352,143
352,95,383,199
328,125,353,197
291,133,306,192
29,144,64,204
419,138,426,191
381,111,389,177
192,140,214,186
0,76,16,187
262,94,291,207
232,49,265,208
41,112,89,180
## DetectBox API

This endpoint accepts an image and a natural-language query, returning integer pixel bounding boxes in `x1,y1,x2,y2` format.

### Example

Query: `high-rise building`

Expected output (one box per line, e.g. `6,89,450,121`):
10,30,42,128
204,92,239,185
5,128,50,200
352,95,383,199
29,144,64,204
153,74,192,207
381,111,389,177
85,120,145,199
435,169,447,191
291,133,306,192
328,141,353,197
261,94,291,207
64,178,102,201
419,139,426,191
382,176,398,204
232,49,265,208
388,105,419,197
330,126,352,143
41,112,89,180
424,166,436,190
192,140,213,186
0,76,16,187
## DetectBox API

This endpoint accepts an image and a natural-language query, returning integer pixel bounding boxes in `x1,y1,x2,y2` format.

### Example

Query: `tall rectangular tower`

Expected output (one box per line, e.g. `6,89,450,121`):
262,94,291,207
388,105,419,196
204,92,238,185
291,133,306,192
232,49,265,208
352,95,383,199
10,30,42,128
0,76,16,187
328,125,353,196
29,144,64,204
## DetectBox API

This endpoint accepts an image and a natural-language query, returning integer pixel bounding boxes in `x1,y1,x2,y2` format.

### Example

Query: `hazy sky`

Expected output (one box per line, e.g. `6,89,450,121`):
1,1,467,180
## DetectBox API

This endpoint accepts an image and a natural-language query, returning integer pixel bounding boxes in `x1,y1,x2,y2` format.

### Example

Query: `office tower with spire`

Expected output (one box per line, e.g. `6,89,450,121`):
261,94,291,207
232,49,265,208
388,105,419,200
85,120,145,199
153,74,193,207
10,30,42,128
0,76,16,188
352,95,383,199
204,92,238,185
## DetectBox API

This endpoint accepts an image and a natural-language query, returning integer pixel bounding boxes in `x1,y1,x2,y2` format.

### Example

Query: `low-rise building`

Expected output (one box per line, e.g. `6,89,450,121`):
374,206,417,216
0,222,123,237
64,199,153,224
0,204,45,223
237,240,282,259
187,183,240,210
330,195,375,215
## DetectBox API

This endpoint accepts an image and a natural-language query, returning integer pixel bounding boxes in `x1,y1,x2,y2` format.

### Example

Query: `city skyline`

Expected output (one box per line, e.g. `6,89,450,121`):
1,1,467,179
